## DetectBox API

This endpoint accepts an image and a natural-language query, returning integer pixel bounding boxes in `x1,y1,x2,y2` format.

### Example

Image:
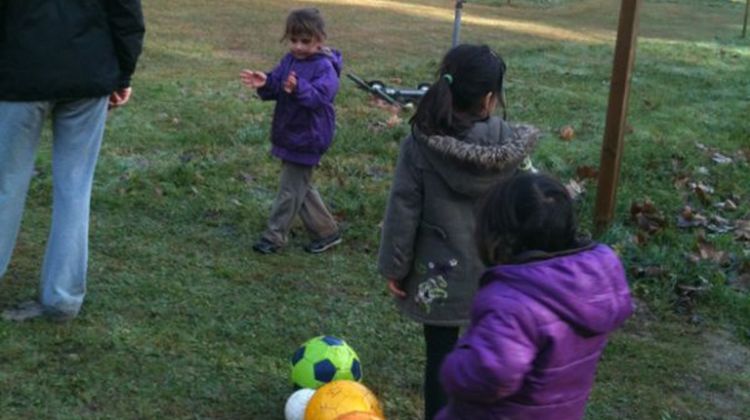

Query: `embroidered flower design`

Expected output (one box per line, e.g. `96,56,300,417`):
414,259,458,313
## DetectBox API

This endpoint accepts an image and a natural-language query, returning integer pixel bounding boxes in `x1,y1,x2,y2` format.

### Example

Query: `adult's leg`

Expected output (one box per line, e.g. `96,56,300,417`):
40,96,108,317
0,101,47,278
298,169,338,240
423,324,460,420
262,161,313,246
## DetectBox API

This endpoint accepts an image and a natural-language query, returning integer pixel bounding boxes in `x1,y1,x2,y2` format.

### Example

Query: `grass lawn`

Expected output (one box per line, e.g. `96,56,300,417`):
1,0,749,418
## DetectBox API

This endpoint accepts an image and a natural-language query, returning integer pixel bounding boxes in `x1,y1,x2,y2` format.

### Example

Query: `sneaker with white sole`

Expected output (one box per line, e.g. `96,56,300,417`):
252,238,281,254
304,232,342,254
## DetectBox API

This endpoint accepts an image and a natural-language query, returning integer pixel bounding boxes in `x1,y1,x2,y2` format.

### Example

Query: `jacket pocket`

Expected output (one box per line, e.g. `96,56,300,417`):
419,220,448,240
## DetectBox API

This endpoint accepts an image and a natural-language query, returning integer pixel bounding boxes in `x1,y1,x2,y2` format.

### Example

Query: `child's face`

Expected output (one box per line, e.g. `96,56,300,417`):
288,34,322,60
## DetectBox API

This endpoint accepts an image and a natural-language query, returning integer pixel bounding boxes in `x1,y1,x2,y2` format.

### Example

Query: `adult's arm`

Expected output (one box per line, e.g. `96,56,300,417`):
104,0,146,89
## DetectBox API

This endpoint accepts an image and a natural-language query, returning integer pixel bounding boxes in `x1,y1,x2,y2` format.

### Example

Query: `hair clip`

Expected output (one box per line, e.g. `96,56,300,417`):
442,73,453,85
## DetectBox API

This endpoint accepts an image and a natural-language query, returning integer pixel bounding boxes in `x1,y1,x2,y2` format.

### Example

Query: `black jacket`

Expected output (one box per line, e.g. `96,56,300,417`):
0,0,145,101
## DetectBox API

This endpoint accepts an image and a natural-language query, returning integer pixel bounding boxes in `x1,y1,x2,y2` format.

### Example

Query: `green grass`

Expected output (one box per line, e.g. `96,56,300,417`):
1,0,749,418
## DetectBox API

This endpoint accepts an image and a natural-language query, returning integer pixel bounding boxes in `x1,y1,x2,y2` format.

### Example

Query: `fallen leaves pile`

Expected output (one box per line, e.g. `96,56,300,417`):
626,141,749,309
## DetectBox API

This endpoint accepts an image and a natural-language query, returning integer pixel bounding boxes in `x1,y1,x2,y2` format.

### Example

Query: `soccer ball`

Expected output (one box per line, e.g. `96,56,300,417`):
305,380,383,420
290,335,362,389
284,388,315,420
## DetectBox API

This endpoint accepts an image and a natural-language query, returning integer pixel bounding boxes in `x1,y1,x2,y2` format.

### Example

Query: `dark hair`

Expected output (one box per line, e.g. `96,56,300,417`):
476,173,579,265
410,44,506,136
282,8,326,41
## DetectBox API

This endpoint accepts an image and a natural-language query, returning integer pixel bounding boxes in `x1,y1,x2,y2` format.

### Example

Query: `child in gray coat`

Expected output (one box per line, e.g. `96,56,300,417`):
377,44,539,419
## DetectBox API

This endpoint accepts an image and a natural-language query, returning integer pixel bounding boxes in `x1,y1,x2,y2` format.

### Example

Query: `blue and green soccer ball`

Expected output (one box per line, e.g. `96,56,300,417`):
290,335,362,389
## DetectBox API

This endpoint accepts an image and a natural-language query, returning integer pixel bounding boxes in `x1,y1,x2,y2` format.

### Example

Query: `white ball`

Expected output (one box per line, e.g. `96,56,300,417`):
284,388,316,420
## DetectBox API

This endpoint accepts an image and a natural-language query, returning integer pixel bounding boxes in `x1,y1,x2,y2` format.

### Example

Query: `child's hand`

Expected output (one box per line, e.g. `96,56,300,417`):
283,71,297,94
240,70,267,88
387,278,407,299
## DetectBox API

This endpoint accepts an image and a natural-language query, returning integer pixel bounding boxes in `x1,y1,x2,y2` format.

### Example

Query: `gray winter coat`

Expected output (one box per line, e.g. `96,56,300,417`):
377,117,539,326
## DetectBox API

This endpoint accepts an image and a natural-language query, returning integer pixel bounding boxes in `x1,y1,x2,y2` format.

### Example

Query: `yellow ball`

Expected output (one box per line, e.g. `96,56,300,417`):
334,411,385,420
304,380,384,420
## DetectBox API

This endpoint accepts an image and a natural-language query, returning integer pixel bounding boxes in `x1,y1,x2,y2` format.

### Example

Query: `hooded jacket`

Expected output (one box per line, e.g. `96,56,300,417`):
377,117,539,326
437,244,633,420
0,0,145,101
257,49,342,166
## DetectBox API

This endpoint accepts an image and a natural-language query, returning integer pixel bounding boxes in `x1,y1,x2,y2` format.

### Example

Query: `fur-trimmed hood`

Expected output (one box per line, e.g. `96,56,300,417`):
413,117,540,197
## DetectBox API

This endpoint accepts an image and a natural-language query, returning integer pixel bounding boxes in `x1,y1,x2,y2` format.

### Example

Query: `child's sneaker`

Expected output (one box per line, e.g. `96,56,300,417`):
304,232,342,254
252,238,280,254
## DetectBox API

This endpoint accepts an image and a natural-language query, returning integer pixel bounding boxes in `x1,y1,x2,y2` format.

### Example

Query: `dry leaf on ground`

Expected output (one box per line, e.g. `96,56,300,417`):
673,174,690,189
630,200,667,235
559,125,575,141
688,234,730,265
677,206,707,228
386,113,403,128
712,152,733,164
714,198,738,211
368,97,401,114
689,181,715,204
575,165,599,180
705,215,734,234
735,220,750,242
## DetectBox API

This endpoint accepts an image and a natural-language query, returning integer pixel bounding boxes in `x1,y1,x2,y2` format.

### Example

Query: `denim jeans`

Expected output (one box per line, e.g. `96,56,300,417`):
0,97,108,317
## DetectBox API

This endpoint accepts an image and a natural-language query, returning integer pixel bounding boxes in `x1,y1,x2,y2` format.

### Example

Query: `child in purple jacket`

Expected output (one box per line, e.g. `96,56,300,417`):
240,8,342,254
436,173,633,420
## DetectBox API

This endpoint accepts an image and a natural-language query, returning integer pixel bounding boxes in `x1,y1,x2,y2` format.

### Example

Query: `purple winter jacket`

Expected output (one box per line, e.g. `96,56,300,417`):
437,244,633,420
257,49,342,166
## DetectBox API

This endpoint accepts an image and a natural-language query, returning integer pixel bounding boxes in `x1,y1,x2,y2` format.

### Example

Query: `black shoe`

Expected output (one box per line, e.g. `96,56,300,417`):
304,232,342,254
2,300,44,322
253,238,280,254
1,300,75,323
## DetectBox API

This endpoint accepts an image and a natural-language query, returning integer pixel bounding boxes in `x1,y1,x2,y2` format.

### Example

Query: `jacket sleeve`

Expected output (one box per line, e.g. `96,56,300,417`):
440,295,537,403
377,138,423,280
104,0,145,89
256,58,287,101
292,61,339,109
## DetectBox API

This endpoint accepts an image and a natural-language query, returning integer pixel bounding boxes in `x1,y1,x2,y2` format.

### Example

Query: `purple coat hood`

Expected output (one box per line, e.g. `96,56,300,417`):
257,49,342,166
437,244,633,420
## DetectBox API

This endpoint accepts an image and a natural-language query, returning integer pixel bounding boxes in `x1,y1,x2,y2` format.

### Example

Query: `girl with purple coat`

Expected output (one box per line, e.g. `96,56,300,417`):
240,8,342,254
436,173,633,420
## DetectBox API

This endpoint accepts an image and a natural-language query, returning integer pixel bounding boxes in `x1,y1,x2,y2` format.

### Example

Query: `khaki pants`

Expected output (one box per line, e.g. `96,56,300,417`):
262,161,338,246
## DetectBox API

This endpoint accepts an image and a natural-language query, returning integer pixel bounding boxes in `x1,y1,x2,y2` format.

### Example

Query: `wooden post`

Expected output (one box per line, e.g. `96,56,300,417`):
743,0,749,38
594,0,642,233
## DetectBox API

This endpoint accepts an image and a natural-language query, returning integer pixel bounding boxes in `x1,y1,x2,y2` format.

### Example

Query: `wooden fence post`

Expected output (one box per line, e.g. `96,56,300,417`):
594,0,643,233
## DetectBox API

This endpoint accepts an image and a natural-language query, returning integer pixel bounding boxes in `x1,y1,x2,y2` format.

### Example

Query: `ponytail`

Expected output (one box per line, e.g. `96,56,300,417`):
409,75,457,136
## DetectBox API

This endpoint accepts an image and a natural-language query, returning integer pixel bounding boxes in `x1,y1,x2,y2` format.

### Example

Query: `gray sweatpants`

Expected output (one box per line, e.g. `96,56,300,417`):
262,161,338,246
